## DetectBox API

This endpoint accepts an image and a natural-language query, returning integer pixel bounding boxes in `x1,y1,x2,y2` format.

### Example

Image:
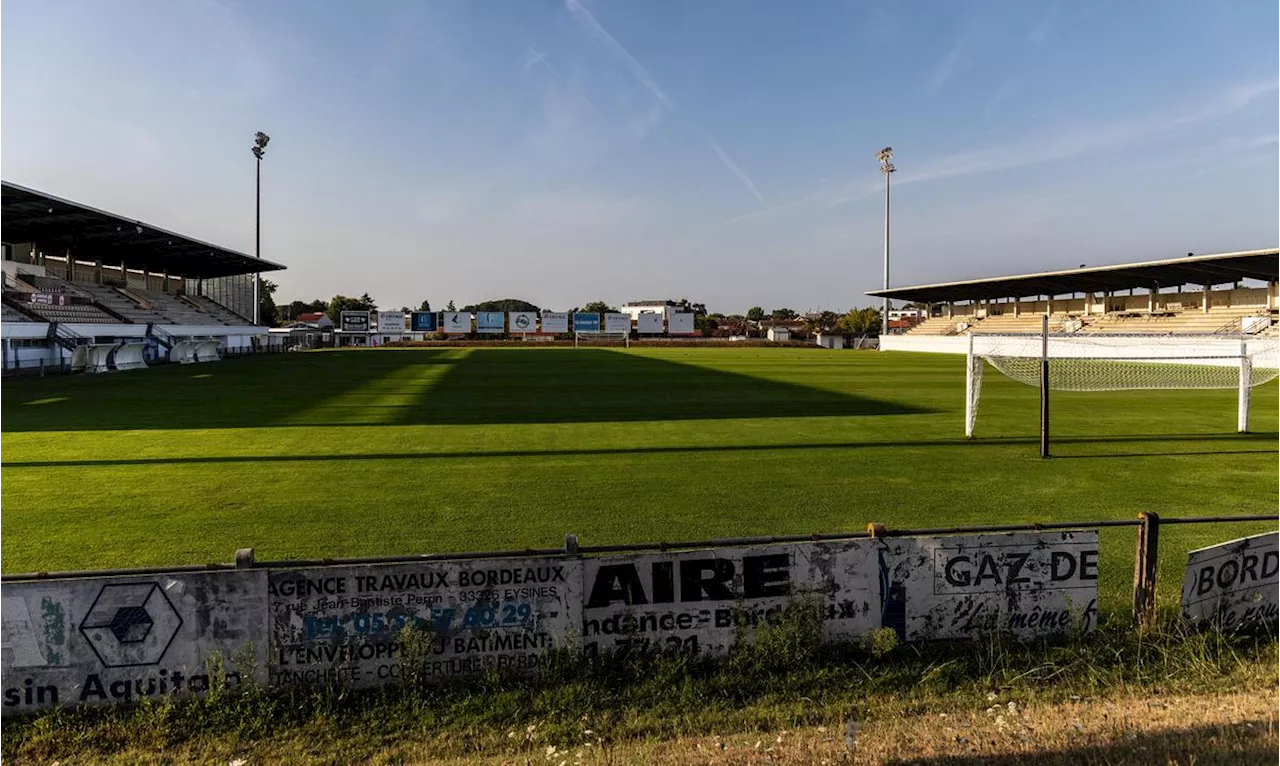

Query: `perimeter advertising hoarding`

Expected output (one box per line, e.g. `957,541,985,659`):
377,311,405,334
877,531,1099,641
637,312,664,334
581,541,878,657
604,313,631,334
1,571,269,715
410,312,438,332
668,312,695,334
573,313,600,332
540,312,569,334
340,311,370,333
476,312,505,333
509,312,537,333
270,558,582,687
1181,532,1278,628
442,312,470,334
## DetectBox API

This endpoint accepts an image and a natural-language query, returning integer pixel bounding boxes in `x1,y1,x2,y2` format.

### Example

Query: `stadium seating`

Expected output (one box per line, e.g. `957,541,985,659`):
75,283,250,326
1,302,33,322
21,302,118,324
904,317,975,336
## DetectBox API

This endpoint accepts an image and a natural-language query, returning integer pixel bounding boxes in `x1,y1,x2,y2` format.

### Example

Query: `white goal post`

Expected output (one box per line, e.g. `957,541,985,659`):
965,332,1279,439
574,331,630,348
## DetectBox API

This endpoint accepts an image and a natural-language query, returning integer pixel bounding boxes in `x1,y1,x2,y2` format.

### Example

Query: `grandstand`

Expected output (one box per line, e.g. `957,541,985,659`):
1,181,286,373
871,249,1279,345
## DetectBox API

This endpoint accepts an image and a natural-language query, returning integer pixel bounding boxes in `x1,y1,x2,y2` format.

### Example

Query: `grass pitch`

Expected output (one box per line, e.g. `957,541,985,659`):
2,347,1275,614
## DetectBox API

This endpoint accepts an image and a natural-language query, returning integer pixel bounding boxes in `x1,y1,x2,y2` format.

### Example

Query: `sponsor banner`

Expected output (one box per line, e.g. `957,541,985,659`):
1181,532,1278,628
1,571,268,715
509,312,537,333
377,311,404,334
668,312,695,335
540,312,569,334
878,531,1099,641
442,312,470,334
269,559,581,688
604,313,631,334
573,313,600,332
476,312,505,333
637,313,664,334
340,311,370,333
581,542,878,658
410,312,438,332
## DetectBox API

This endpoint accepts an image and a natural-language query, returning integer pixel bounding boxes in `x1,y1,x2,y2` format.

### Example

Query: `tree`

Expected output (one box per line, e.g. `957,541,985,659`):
837,307,883,337
695,314,719,336
771,308,798,321
445,300,456,312
803,310,840,337
259,279,279,326
461,298,541,313
326,294,376,324
580,300,616,314
418,300,432,312
280,298,327,321
746,306,765,321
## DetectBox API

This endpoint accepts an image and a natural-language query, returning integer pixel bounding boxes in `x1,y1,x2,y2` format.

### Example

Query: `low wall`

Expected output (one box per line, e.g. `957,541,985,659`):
880,336,969,354
2,530,1099,715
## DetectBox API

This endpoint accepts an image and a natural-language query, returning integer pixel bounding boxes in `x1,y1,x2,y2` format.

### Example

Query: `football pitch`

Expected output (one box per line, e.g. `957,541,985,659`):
2,347,1275,615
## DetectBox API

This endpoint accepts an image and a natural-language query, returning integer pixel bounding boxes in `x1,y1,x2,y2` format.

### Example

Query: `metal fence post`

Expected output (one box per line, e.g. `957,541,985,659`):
1132,512,1160,628
235,548,256,569
564,533,579,557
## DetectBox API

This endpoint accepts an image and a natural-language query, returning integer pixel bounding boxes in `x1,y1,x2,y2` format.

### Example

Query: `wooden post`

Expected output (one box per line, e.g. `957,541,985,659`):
1132,512,1160,628
235,548,255,568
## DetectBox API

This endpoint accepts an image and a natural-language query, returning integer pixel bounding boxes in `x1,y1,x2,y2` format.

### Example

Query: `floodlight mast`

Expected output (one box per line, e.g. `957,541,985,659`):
251,131,270,326
877,147,896,337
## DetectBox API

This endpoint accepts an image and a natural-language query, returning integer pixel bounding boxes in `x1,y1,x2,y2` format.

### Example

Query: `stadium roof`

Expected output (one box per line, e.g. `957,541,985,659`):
1,181,286,279
866,249,1278,304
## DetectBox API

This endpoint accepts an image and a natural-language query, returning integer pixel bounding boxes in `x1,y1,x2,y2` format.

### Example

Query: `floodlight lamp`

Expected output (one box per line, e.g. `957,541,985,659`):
255,131,270,148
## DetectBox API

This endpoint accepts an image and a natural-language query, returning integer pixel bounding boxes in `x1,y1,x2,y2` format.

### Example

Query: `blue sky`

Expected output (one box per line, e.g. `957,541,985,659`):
3,0,1276,313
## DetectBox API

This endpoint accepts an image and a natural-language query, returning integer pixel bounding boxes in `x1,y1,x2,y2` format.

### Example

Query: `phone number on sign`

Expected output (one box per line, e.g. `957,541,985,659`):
304,602,535,639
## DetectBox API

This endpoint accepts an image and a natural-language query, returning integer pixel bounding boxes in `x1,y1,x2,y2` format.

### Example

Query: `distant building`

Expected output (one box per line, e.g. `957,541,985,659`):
766,326,791,342
621,300,681,322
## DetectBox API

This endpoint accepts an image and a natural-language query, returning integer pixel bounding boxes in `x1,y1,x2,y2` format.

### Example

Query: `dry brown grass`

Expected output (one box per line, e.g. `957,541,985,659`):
24,687,1274,765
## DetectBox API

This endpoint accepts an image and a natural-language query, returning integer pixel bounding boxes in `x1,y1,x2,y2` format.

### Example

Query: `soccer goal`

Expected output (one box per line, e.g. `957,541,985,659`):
965,325,1279,453
574,331,630,348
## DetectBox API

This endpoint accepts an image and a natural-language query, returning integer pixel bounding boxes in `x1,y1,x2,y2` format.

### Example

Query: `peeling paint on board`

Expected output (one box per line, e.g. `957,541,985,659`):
268,558,581,688
581,542,879,657
878,531,1100,641
1181,532,1278,628
1,571,268,716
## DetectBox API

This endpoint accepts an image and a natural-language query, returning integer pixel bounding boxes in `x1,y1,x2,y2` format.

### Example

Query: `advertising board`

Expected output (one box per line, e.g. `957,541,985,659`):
573,313,600,332
509,312,537,333
410,312,438,332
269,559,581,687
1181,531,1278,628
540,312,569,334
877,531,1099,641
442,312,470,334
637,313,664,334
581,541,878,657
476,312,505,333
340,311,370,333
1,571,269,715
604,313,631,334
668,312,695,335
377,311,404,334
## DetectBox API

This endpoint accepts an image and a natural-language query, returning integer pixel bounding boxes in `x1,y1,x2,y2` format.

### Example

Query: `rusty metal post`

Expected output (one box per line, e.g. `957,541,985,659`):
1132,512,1160,627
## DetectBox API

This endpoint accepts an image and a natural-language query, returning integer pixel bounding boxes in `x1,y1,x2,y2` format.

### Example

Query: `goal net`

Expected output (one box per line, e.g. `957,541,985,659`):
574,331,630,348
965,333,1279,438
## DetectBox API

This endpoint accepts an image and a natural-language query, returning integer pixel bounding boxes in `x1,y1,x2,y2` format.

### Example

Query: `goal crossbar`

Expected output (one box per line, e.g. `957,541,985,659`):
964,332,1279,438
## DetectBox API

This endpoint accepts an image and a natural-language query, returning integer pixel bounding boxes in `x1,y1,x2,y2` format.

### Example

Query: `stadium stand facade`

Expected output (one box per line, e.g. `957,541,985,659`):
1,181,286,374
871,249,1279,351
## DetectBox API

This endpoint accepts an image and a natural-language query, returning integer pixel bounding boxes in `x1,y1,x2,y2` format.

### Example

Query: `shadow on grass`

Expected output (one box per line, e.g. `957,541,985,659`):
4,433,1275,469
888,720,1275,765
0,348,929,431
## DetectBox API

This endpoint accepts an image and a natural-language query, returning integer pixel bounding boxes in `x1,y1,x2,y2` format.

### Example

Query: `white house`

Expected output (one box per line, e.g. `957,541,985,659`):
815,332,845,349
621,300,681,322
767,326,790,342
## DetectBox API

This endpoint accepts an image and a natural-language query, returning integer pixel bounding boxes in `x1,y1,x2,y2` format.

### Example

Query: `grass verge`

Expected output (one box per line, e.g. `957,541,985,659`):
4,613,1275,765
